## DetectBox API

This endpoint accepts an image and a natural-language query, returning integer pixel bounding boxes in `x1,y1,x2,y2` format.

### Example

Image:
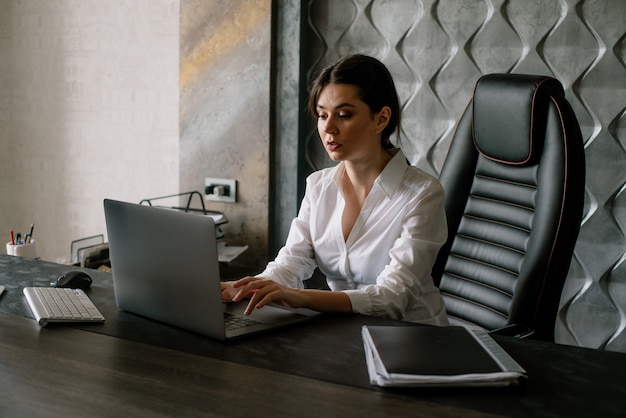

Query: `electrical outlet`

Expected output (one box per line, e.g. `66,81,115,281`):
205,178,237,203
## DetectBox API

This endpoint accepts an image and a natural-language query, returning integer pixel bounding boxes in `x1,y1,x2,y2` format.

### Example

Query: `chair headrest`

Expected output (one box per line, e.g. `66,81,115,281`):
472,74,564,165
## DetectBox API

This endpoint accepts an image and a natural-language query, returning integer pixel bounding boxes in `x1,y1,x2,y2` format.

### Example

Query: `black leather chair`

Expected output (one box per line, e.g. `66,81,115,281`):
431,74,585,342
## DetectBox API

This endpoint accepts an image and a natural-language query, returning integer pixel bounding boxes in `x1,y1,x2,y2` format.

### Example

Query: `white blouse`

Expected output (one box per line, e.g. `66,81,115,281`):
259,149,449,326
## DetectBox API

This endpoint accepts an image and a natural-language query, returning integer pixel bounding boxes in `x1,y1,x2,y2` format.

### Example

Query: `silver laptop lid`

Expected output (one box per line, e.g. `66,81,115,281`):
104,199,226,339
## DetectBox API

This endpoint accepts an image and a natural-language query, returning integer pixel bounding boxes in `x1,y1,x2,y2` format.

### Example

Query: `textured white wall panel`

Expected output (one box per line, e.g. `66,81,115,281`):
0,0,179,262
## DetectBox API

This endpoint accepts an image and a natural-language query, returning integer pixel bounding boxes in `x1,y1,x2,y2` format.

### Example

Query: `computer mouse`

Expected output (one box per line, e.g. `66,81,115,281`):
52,271,92,289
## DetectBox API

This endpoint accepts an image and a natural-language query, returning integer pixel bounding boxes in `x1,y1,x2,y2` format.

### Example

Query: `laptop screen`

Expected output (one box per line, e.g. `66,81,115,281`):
104,199,226,338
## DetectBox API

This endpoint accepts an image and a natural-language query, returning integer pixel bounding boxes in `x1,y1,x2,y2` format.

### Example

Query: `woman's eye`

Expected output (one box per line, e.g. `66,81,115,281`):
317,113,350,120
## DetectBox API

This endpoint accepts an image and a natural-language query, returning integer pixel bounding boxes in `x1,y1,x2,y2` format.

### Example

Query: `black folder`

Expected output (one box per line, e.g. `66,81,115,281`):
362,325,526,387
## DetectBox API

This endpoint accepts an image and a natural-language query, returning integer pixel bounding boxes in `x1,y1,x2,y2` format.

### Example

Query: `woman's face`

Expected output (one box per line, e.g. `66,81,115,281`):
316,83,387,163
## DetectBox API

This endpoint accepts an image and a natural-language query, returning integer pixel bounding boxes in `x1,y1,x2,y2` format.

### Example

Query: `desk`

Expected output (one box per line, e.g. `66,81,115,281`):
1,254,625,417
1,313,471,417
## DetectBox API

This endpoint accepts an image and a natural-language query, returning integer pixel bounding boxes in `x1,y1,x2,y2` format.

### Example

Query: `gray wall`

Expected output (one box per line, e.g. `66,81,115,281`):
273,0,625,351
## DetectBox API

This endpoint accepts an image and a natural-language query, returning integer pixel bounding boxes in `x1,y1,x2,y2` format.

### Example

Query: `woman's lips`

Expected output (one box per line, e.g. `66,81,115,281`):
326,141,342,151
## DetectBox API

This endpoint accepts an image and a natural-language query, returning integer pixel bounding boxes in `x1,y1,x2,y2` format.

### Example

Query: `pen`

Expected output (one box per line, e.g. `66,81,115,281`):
16,233,22,245
28,223,34,240
10,230,15,245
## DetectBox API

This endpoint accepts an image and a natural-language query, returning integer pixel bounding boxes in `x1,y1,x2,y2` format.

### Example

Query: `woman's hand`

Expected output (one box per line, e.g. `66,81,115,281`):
225,276,353,316
231,276,305,315
220,281,239,302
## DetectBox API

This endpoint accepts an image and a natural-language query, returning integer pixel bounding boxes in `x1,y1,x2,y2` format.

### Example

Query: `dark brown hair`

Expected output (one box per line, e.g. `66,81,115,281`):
308,54,401,149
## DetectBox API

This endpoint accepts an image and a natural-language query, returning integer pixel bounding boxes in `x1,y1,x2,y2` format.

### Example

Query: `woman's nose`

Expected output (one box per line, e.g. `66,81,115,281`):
321,116,337,134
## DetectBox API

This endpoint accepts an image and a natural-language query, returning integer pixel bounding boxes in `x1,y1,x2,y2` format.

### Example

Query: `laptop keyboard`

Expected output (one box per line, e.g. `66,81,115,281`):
23,287,105,326
224,313,262,330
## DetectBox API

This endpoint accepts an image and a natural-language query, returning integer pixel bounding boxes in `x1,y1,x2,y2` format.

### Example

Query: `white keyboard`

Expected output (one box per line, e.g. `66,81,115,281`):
23,287,105,326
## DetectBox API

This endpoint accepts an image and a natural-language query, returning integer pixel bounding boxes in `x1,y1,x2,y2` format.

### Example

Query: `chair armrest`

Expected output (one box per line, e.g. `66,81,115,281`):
488,324,535,339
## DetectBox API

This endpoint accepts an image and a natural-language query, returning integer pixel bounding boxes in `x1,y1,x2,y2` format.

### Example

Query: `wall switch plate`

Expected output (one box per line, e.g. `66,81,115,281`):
205,178,237,203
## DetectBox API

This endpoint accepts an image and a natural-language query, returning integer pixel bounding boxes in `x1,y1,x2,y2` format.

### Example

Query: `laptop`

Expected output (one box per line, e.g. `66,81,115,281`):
103,198,318,340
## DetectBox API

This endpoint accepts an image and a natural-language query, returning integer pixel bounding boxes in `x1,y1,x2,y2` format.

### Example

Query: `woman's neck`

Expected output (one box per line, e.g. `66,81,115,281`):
342,149,393,204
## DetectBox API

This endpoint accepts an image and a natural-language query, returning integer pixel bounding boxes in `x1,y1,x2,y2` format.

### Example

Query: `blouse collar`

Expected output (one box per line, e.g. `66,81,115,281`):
331,148,408,199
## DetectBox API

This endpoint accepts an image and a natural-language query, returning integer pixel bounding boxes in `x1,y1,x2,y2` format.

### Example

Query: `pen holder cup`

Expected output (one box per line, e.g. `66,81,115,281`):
6,240,37,259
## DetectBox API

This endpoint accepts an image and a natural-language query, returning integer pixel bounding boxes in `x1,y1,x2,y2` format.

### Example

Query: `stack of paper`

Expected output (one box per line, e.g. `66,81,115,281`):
362,325,527,387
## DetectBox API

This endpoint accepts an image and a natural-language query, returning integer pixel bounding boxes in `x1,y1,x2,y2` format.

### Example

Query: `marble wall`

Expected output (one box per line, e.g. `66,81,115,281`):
179,0,271,267
285,0,626,351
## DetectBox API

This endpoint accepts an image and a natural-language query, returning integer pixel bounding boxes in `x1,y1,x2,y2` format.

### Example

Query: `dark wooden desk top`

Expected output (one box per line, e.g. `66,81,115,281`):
1,312,486,418
1,254,626,417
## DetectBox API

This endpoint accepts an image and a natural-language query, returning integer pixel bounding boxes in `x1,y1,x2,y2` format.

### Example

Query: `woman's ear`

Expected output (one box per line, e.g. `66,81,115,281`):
374,106,391,134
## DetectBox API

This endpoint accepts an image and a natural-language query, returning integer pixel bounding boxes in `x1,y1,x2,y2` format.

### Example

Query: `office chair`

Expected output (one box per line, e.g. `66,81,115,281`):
431,74,585,342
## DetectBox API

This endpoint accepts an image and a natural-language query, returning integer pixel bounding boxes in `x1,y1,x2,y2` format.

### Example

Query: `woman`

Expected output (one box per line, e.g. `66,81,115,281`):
222,54,448,325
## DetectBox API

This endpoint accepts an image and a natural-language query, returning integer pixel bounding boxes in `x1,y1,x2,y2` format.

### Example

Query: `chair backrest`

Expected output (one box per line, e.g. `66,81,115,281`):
431,74,585,342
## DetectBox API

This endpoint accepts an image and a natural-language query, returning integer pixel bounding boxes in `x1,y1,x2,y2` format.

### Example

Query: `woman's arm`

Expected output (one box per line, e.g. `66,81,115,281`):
226,276,352,315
